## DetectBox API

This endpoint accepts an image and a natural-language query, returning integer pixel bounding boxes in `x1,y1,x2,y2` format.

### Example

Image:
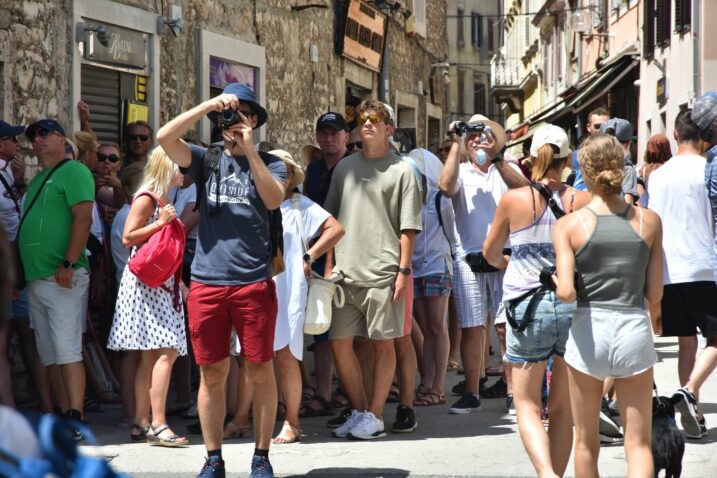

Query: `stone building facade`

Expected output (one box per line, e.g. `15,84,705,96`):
0,0,447,177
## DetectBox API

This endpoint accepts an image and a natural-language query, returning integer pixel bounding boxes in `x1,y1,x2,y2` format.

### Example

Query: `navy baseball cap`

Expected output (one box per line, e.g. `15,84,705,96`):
0,120,25,138
316,112,348,132
207,83,268,129
25,119,65,140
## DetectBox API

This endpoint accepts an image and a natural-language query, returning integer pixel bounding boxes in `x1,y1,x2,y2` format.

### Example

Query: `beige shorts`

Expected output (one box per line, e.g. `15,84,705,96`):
329,284,405,341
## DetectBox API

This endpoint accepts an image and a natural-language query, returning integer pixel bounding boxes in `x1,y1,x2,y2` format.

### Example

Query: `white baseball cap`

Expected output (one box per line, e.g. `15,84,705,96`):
530,124,570,159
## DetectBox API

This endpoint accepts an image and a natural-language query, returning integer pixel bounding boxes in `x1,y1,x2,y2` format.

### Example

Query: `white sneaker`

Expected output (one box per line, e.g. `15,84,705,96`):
332,410,364,438
347,411,386,440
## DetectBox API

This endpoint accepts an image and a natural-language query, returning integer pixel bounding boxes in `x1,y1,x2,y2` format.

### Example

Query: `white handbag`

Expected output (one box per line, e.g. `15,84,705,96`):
291,195,345,335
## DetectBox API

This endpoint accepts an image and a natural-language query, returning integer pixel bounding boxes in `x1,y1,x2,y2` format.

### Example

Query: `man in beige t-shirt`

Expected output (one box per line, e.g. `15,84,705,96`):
324,99,422,440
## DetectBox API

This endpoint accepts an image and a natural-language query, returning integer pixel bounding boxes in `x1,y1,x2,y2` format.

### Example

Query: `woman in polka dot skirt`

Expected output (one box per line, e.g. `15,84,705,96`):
108,146,188,447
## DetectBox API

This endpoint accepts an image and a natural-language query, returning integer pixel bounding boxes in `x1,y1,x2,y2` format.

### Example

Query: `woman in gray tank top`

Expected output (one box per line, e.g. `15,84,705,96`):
484,124,590,478
553,134,664,477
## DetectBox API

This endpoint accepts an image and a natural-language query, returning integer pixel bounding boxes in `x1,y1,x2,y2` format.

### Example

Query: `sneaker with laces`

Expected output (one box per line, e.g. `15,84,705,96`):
598,410,623,444
250,455,274,478
332,409,364,438
448,393,481,414
391,405,417,433
197,456,225,478
506,394,516,416
326,406,352,429
63,409,86,442
699,417,708,437
347,411,386,439
672,387,701,439
452,378,487,396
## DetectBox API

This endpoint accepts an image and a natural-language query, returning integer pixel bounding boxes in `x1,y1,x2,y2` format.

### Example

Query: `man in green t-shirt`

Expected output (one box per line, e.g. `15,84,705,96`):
324,99,422,440
18,119,94,439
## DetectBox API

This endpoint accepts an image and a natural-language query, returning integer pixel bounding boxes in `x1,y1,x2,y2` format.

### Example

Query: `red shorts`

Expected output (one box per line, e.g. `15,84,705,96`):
187,279,277,365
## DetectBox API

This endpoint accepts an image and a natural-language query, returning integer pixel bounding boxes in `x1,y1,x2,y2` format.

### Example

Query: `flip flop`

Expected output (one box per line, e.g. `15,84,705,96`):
271,423,301,444
147,424,189,447
223,421,249,440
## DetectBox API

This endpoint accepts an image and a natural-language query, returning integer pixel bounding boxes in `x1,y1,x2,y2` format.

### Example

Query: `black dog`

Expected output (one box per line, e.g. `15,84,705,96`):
652,395,685,478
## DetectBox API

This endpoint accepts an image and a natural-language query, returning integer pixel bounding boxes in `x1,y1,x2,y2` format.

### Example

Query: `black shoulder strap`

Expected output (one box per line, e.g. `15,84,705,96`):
193,146,223,212
434,191,455,260
530,182,566,219
0,170,20,214
18,159,70,232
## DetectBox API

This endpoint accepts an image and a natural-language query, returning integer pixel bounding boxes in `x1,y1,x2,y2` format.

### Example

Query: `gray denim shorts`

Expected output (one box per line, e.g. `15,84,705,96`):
504,291,574,363
565,306,657,380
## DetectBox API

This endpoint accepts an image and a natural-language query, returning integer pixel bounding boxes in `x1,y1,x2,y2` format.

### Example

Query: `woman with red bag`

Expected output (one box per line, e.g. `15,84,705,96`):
107,146,188,447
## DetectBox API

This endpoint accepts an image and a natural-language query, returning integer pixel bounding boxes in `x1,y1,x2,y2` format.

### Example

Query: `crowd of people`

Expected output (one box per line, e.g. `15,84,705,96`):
2,83,717,478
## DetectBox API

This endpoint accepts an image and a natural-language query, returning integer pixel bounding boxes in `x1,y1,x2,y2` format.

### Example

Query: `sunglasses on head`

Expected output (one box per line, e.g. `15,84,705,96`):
128,134,150,142
357,114,385,125
98,152,120,163
347,141,363,150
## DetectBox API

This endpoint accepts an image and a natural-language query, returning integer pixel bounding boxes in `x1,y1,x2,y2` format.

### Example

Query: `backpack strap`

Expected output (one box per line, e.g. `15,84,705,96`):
193,146,223,213
530,182,566,219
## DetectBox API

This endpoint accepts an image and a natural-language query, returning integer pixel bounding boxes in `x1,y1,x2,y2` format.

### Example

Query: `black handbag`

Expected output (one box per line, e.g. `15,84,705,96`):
13,159,70,290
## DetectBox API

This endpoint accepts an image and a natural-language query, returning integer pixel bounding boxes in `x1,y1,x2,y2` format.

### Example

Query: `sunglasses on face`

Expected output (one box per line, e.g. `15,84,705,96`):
591,123,603,130
128,134,150,142
357,114,385,125
31,129,59,141
347,141,363,150
98,152,120,163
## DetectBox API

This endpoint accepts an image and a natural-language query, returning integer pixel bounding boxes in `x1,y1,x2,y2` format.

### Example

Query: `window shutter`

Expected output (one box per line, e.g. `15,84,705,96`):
643,0,655,58
556,25,563,82
656,0,671,47
457,7,465,48
675,0,691,33
471,13,483,48
458,70,465,115
488,19,495,51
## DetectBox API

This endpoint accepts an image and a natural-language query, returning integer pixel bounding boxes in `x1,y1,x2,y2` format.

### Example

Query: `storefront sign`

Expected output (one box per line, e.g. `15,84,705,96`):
209,57,257,92
343,0,387,73
84,21,147,69
656,76,667,103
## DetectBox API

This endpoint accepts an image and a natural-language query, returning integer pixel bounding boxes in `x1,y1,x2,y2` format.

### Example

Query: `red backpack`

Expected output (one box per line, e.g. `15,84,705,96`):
128,191,186,308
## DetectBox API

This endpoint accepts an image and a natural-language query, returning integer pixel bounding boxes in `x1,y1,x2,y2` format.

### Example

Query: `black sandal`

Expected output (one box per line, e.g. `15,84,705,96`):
147,424,189,447
299,395,333,418
130,423,150,443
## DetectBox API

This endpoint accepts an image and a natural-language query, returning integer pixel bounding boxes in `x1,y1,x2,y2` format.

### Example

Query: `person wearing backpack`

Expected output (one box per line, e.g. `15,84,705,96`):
157,83,286,478
482,125,590,478
107,146,188,447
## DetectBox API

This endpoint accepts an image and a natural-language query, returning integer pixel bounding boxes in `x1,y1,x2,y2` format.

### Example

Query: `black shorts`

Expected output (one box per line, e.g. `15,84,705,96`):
661,282,717,337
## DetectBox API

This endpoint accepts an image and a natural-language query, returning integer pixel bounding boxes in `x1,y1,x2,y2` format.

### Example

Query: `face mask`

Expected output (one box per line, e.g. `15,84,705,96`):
475,149,488,166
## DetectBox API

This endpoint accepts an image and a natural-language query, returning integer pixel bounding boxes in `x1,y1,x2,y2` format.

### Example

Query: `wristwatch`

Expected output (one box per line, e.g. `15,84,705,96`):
491,152,504,164
398,267,411,275
303,253,313,264
62,259,75,269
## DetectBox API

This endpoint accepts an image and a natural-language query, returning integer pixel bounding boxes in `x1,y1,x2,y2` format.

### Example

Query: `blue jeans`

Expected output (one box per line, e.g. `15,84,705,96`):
504,291,574,363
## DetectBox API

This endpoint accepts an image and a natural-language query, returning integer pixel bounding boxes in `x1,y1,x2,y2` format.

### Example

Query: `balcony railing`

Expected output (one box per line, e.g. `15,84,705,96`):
491,56,522,88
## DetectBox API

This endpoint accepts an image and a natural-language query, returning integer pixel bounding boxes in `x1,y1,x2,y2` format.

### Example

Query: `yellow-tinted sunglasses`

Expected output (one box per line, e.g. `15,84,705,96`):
357,114,385,124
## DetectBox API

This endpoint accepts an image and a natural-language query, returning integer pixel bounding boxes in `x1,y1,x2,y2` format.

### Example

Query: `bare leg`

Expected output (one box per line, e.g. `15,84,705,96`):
414,299,434,390
416,296,449,396
198,358,230,451
685,338,717,396
330,337,367,411
149,348,182,439
354,339,374,402
172,354,193,404
447,294,461,368
495,324,512,396
461,326,486,394
226,358,252,434
60,361,85,414
369,338,396,418
273,347,301,442
121,351,141,425
245,359,277,450
394,335,416,409
14,318,53,413
227,357,239,413
614,369,654,478
313,340,333,403
546,357,573,476
512,360,559,478
47,364,68,412
567,365,604,478
677,336,698,386
133,351,154,431
410,319,424,383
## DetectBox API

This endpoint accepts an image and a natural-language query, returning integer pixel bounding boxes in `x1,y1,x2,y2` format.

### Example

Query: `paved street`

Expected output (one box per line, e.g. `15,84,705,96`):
83,336,717,477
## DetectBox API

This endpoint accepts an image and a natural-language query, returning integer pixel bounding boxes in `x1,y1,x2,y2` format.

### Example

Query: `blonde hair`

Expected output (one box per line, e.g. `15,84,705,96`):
531,144,565,181
136,146,179,198
73,131,99,156
578,134,625,195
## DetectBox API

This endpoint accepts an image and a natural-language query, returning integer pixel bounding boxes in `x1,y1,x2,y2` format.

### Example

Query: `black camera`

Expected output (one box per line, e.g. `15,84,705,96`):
221,109,241,129
449,121,484,137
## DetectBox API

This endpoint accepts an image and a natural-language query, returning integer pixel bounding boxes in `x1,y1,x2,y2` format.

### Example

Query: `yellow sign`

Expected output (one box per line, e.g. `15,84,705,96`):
126,101,149,124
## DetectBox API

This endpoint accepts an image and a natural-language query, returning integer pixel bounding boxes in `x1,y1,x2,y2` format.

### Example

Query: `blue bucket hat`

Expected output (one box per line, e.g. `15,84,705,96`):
25,119,66,140
207,83,268,129
0,120,25,139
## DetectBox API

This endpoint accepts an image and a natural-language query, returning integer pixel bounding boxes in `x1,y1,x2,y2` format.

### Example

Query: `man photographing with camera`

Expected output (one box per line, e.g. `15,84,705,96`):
158,83,286,478
439,115,521,415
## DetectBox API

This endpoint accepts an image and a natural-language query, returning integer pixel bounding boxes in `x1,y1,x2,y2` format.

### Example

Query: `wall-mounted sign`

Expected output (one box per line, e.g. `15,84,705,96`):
343,0,387,73
83,21,147,69
656,76,667,103
209,57,257,92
